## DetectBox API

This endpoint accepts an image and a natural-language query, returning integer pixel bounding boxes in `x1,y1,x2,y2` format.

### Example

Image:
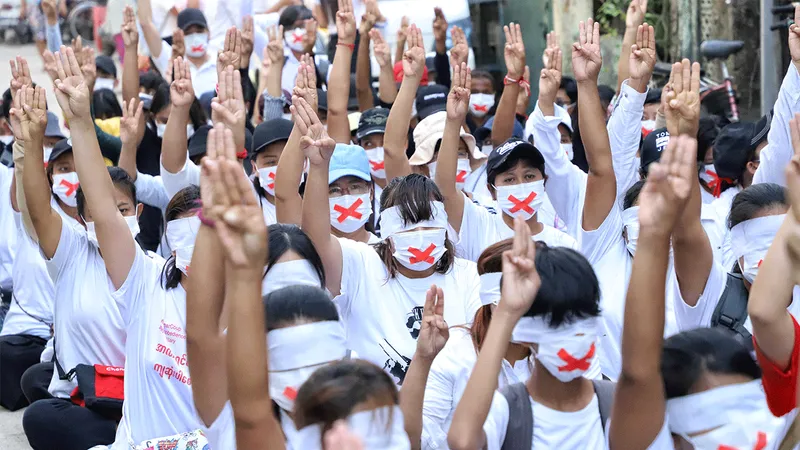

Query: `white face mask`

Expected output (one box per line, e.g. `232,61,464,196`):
699,163,718,184
512,316,599,383
495,180,545,221
455,158,472,191
269,365,320,412
329,193,371,234
365,147,386,179
285,28,307,52
641,119,656,132
93,77,115,92
0,135,13,145
427,161,437,180
390,228,447,271
730,215,784,284
43,146,54,162
561,143,574,160
257,166,278,196
481,143,493,155
622,206,639,257
156,123,167,138
739,251,765,284
294,405,411,450
184,33,209,58
85,215,139,247
166,216,200,276
52,172,80,207
262,260,322,295
469,93,495,118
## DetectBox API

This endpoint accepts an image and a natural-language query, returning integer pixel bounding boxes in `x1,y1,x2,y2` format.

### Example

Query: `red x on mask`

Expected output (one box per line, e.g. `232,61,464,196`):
456,170,469,183
333,198,364,223
370,160,385,171
409,244,437,264
472,104,489,112
718,431,768,450
60,178,79,196
556,342,595,372
509,192,537,214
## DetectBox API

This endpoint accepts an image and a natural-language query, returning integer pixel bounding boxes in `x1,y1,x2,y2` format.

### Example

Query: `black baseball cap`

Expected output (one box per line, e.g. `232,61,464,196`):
317,89,328,112
416,85,448,120
486,139,545,180
714,121,757,181
644,88,662,105
95,55,116,78
49,138,73,164
188,125,211,158
356,107,388,141
751,109,772,147
640,128,670,174
177,8,208,31
252,118,293,157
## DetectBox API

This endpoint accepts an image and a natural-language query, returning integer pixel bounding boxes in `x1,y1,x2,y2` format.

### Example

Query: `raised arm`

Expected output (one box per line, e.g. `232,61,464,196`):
161,57,194,174
41,0,62,53
255,26,285,125
211,65,247,154
491,23,526,147
327,0,358,144
355,0,380,112
296,97,344,296
434,63,470,233
187,124,236,427
616,0,647,93
431,7,451,88
574,19,616,231
54,47,136,289
610,135,694,450
121,6,140,105
9,58,37,236
371,29,398,105
275,60,317,225
137,0,165,60
395,16,409,69
384,25,425,181
118,99,145,182
448,217,540,450
400,285,449,450
210,146,284,450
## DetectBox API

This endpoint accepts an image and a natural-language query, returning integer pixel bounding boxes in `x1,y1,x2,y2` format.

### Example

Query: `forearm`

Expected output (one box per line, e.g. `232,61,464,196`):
118,140,139,181
274,128,304,225
672,180,712,304
355,32,373,112
378,63,398,104
23,136,60,253
327,45,355,143
753,64,800,186
45,22,62,53
616,27,638,93
266,65,282,99
434,119,462,200
434,51,451,88
608,81,647,199
400,356,435,450
137,0,163,59
122,41,140,104
578,82,614,176
395,39,406,67
384,80,417,181
302,165,335,251
70,119,120,222
13,141,36,238
491,84,521,147
161,106,190,173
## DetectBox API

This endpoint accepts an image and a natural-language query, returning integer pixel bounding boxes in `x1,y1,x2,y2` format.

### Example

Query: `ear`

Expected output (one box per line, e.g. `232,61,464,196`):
746,160,759,175
136,202,144,219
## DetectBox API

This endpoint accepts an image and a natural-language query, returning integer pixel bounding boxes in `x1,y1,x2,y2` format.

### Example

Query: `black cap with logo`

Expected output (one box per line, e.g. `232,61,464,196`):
251,118,293,157
486,139,545,180
177,8,208,31
356,107,389,141
640,128,670,174
49,138,73,164
415,85,448,121
714,121,757,181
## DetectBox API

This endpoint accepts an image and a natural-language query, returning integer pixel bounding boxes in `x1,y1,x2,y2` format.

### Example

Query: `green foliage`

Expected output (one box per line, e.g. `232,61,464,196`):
596,0,628,36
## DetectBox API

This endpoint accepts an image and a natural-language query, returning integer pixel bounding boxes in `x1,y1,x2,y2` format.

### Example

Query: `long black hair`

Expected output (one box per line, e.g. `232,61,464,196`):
727,183,787,229
92,88,123,119
266,223,326,288
264,285,339,331
76,167,136,221
150,82,208,131
161,186,201,289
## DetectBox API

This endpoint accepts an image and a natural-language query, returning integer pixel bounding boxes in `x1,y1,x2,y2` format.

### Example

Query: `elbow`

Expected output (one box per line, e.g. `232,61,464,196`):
618,362,659,387
447,430,479,450
748,300,782,330
327,103,348,117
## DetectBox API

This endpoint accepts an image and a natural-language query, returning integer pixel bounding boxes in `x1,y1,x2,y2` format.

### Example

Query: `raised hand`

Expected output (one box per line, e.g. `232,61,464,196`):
10,56,32,100
503,23,526,80
170,57,195,108
42,51,59,81
665,59,701,136
291,96,335,166
637,135,696,235
241,16,255,68
397,15,409,43
336,0,357,45
217,27,242,73
172,29,185,59
370,29,391,67
790,4,800,71
542,31,558,66
415,285,450,360
516,66,531,113
572,19,602,83
303,18,318,53
499,216,541,318
7,89,24,142
79,46,96,89
449,26,469,68
13,85,47,143
266,25,285,66
433,7,448,51
447,62,471,121
539,46,563,105
119,98,145,148
211,65,246,132
121,5,138,48
53,46,91,120
293,56,318,109
403,24,426,80
360,0,378,36
625,0,648,29
41,0,57,24
629,23,656,88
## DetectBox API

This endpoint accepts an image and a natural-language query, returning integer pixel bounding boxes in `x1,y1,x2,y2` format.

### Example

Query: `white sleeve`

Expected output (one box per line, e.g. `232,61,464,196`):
671,260,727,331
482,392,510,450
608,81,647,201
134,172,171,211
422,355,457,449
161,158,201,200
152,39,173,76
110,246,163,322
753,64,800,186
531,101,588,238
456,194,495,262
579,203,624,265
336,237,371,320
46,220,83,280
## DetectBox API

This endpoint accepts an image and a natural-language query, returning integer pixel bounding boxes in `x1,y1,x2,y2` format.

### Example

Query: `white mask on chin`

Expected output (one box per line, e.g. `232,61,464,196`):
156,123,167,138
427,161,437,180
257,166,278,196
85,215,140,247
93,77,115,92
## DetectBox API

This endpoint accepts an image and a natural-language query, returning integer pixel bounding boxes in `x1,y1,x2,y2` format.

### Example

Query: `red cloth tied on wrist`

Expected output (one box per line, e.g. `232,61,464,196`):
504,75,531,97
236,149,247,159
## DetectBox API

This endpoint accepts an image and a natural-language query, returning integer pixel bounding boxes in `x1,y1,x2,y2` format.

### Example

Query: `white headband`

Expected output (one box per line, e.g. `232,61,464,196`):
479,272,502,306
729,214,785,259
511,316,599,344
268,321,348,372
379,201,449,238
165,216,200,250
666,380,767,435
294,405,411,450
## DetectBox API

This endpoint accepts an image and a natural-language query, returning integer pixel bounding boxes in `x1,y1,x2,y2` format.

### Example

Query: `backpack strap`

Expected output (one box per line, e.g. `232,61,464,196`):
591,379,616,432
499,382,533,450
710,272,753,349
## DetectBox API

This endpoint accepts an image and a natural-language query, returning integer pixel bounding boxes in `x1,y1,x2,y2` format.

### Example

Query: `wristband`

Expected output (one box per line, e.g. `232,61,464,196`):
504,75,531,97
198,209,216,228
337,42,355,51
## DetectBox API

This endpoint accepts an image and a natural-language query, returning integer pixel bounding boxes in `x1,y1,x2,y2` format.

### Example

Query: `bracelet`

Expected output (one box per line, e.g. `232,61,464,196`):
504,75,531,97
198,209,216,228
337,42,355,51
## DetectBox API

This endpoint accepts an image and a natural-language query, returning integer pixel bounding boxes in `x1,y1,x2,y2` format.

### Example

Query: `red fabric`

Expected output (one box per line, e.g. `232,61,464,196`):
92,365,125,401
392,62,429,86
754,314,800,417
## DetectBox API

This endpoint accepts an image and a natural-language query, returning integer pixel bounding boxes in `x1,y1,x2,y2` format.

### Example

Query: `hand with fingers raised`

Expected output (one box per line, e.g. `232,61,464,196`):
11,85,47,143
360,0,378,36
172,29,185,59
303,19,318,54
336,0,357,45
79,46,96,90
498,217,541,319
503,22,526,81
403,25,426,81
572,19,602,84
665,59,701,136
415,285,450,361
292,96,335,166
7,90,24,143
121,5,138,49
42,51,59,82
53,46,91,121
637,135,696,235
539,44,563,110
293,57,318,111
119,98,145,149
449,26,469,69
211,66,246,137
625,0,648,30
370,29,391,68
217,27,242,75
170,57,195,110
10,56,32,100
433,7,448,53
629,23,656,92
241,16,255,68
397,16,409,43
447,63,471,122
542,31,558,67
266,25,285,67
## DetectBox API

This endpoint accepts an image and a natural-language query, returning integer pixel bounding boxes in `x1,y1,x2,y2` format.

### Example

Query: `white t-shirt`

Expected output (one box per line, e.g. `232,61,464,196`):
134,172,170,212
259,191,278,225
0,165,17,290
335,238,482,385
456,193,577,262
110,247,236,448
710,186,742,268
46,221,127,398
482,389,673,450
154,40,218,97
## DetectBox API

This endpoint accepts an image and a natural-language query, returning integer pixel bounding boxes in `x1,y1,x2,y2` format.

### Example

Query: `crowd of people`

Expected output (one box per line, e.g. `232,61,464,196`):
1,0,800,448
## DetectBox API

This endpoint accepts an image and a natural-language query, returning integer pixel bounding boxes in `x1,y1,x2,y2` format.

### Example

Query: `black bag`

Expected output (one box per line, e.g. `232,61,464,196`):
710,272,753,350
54,338,124,420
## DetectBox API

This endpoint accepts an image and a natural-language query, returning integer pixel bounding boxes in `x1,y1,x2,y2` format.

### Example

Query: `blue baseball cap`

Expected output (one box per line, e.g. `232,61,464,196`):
329,144,370,183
